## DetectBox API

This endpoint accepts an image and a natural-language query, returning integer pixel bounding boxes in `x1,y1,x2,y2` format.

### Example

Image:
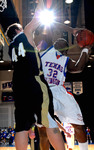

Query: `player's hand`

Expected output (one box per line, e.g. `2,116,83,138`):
65,131,71,137
29,127,35,139
85,45,93,50
73,28,85,36
83,45,93,55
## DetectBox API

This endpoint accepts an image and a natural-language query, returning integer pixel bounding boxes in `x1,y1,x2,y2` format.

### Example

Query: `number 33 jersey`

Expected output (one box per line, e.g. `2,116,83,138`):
40,46,69,87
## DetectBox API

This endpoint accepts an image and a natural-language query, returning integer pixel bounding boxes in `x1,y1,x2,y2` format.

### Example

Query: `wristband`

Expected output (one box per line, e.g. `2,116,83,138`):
82,48,88,54
31,125,35,131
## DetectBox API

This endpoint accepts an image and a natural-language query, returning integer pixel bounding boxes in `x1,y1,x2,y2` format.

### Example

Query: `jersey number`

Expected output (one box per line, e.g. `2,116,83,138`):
47,69,58,78
12,42,26,62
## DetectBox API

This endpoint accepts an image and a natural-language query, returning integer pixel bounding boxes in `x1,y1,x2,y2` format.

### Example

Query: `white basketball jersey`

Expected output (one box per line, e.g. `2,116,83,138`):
40,46,69,86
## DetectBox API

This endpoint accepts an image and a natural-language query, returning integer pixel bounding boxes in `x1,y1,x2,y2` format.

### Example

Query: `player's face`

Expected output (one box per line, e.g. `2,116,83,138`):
61,50,68,56
54,39,69,56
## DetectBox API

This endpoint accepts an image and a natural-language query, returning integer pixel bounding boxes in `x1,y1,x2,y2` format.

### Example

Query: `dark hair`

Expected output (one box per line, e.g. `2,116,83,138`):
54,38,69,52
6,23,23,41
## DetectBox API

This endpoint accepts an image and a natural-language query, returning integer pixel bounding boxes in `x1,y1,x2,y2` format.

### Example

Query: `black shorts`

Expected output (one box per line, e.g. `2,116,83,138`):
13,84,43,132
13,74,54,131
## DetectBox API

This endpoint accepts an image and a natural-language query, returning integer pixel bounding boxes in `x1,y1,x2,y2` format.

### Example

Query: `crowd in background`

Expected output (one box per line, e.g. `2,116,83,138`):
0,126,15,146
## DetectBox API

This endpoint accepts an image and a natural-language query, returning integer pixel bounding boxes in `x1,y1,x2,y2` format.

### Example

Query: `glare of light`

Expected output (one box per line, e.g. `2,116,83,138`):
65,0,73,4
35,0,38,3
0,59,4,63
8,70,11,72
91,54,94,57
39,9,55,26
31,12,34,15
87,65,91,68
64,19,70,24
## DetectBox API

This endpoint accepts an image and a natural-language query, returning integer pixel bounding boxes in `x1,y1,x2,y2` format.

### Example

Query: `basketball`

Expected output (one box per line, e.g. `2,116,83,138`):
75,29,94,48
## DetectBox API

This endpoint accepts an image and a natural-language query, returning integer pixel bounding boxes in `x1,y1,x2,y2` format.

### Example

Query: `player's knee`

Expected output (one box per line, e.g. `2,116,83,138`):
38,127,48,137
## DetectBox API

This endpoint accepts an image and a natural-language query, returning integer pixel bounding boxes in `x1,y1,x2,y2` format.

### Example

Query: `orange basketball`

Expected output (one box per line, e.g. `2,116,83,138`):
75,29,94,48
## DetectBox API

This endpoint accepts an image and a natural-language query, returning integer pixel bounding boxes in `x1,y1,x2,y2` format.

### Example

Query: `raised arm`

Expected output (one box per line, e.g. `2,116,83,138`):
24,0,44,46
54,21,85,35
67,48,89,73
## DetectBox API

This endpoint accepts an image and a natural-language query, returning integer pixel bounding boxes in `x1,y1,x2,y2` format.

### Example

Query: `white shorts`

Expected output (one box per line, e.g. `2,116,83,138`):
50,85,84,125
48,113,58,128
36,113,58,128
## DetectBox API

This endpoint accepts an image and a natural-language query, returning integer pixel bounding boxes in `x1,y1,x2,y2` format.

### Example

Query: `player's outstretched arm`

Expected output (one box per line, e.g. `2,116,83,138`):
67,47,89,73
54,21,84,35
24,0,44,46
55,21,73,33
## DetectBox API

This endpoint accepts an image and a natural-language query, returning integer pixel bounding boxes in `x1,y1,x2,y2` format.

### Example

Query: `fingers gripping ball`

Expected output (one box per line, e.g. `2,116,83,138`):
75,29,94,48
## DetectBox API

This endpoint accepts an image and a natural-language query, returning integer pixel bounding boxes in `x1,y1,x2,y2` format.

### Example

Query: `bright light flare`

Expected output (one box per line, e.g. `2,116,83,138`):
65,0,73,4
39,9,55,26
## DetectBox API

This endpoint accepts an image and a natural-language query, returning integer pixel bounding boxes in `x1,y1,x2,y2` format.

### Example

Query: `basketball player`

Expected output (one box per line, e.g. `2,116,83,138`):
86,127,92,143
34,27,90,150
5,1,66,150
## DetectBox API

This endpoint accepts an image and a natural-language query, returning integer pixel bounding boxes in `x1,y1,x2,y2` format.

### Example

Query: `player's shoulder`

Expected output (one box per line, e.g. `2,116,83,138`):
40,45,55,58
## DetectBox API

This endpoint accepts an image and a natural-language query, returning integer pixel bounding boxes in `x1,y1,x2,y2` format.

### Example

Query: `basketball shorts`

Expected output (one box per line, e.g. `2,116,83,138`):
14,88,42,132
13,80,58,132
50,85,84,125
87,132,90,135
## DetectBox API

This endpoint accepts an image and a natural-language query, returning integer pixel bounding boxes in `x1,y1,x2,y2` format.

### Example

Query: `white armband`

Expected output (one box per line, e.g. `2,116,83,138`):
81,48,89,54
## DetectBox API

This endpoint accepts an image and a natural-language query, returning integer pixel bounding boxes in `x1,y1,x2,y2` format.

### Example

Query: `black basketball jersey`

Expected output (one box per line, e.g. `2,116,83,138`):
9,32,42,89
9,32,54,127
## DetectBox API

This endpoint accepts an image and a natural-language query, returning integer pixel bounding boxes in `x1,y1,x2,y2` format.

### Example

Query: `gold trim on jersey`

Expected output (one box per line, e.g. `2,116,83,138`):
34,48,49,127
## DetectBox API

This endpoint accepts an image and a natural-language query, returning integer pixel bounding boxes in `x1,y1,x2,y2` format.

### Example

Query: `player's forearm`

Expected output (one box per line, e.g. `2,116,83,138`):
31,0,44,31
55,22,85,35
55,21,74,33
68,48,89,73
75,48,88,70
24,0,44,33
72,48,88,73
